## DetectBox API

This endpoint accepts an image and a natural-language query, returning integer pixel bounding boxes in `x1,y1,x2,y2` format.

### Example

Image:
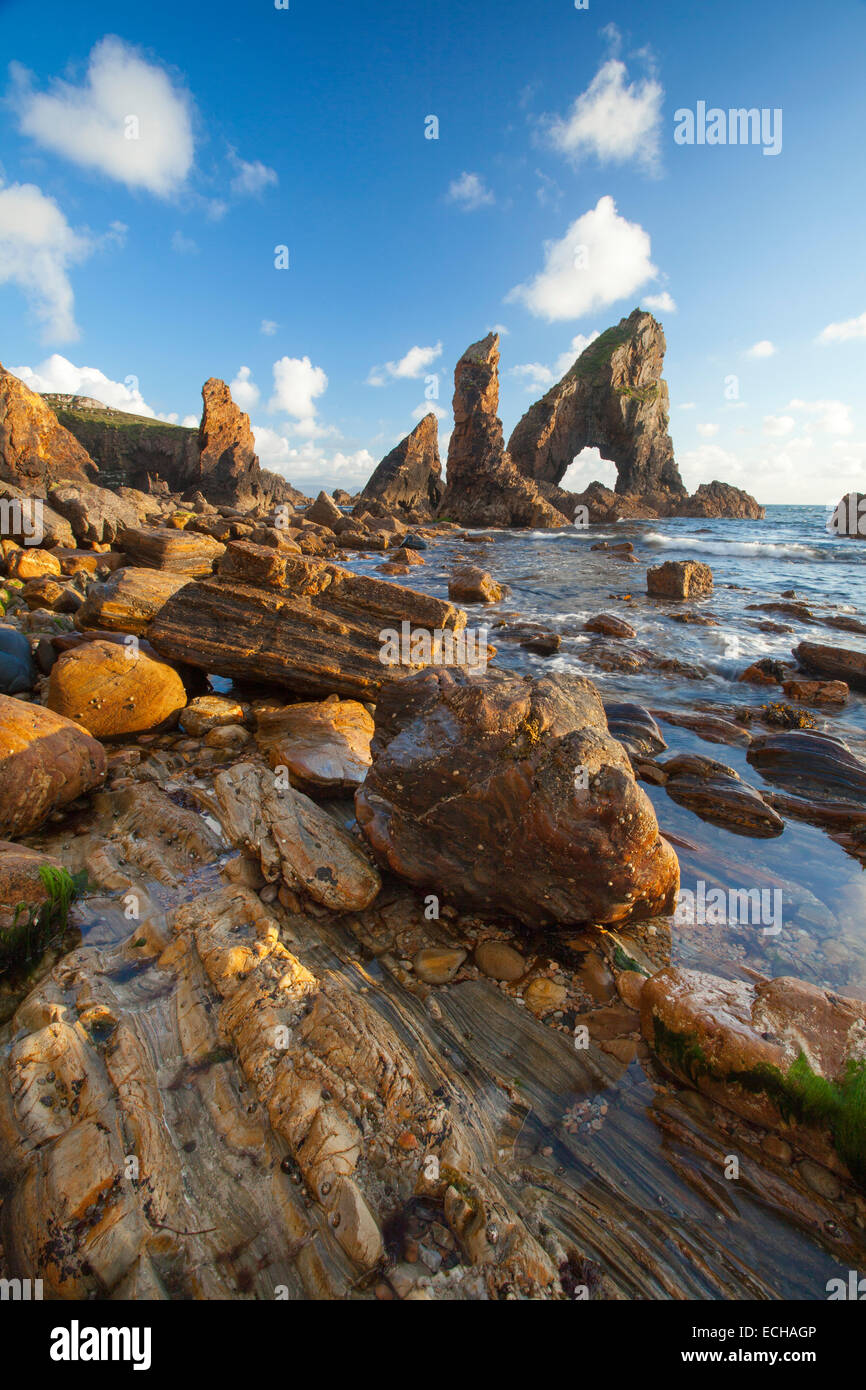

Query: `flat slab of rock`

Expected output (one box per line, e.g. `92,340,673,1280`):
118,525,226,576
0,693,107,836
647,560,713,600
213,760,381,911
255,695,374,793
46,639,187,739
149,541,468,700
356,667,679,928
641,966,866,1181
793,641,866,692
661,752,784,838
76,566,190,635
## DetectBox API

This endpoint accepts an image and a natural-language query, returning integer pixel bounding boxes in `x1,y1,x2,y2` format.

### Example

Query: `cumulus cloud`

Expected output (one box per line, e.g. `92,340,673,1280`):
367,342,443,386
229,366,260,411
745,340,776,358
644,291,677,314
506,196,657,322
817,311,866,344
268,355,329,433
510,332,601,391
12,354,161,416
546,58,663,174
411,402,447,421
228,150,278,198
763,414,794,436
447,172,494,211
788,399,853,435
0,182,97,341
11,36,195,197
253,427,375,491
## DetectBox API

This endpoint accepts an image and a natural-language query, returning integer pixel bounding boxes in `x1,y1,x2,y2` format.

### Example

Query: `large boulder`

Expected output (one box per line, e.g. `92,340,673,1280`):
255,695,374,794
0,627,35,694
116,525,225,576
361,414,443,516
46,639,187,738
647,560,713,600
75,567,191,635
436,335,564,529
149,541,469,700
48,481,145,545
0,694,107,836
0,480,75,548
355,667,679,927
0,365,96,488
793,641,866,692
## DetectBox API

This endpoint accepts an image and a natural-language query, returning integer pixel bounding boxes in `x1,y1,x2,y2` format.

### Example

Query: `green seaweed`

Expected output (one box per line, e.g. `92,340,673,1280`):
0,866,87,973
652,1015,866,1186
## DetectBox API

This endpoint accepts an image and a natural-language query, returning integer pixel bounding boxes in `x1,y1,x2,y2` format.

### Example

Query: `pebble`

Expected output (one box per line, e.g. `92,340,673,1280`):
412,947,466,985
524,977,567,1016
799,1159,841,1201
474,941,526,982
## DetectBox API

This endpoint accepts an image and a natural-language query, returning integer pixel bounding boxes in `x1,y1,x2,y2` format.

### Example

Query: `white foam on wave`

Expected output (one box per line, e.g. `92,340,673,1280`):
643,531,824,560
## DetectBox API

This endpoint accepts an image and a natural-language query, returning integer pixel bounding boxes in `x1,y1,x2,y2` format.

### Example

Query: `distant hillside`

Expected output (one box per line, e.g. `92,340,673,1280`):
41,394,201,491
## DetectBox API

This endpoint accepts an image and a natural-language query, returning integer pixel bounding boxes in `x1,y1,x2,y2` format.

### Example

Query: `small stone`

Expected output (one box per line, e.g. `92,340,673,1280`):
524,977,567,1016
412,947,466,985
799,1159,841,1201
474,941,526,982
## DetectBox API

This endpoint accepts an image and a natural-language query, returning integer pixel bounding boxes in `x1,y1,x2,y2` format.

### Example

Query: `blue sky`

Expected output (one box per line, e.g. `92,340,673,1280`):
1,0,865,503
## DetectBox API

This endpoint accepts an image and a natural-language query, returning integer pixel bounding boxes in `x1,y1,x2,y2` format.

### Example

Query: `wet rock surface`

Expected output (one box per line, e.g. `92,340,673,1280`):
356,667,679,927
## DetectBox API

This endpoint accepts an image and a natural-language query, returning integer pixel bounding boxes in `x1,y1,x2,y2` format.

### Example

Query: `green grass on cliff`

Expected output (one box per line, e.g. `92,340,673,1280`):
48,402,195,437
567,317,639,380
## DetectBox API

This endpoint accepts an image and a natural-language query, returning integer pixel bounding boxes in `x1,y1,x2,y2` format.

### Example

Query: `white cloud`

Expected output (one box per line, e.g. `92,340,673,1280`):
546,58,663,174
253,426,375,490
268,355,328,432
644,291,677,314
788,399,853,436
412,402,446,421
260,319,278,336
506,196,657,322
229,366,260,411
487,323,510,336
697,422,719,437
745,339,776,358
560,446,618,491
11,37,194,197
367,342,442,386
678,402,696,410
763,414,794,436
171,230,198,255
0,182,96,341
817,311,866,344
447,172,495,211
510,332,601,392
12,354,161,416
228,150,278,197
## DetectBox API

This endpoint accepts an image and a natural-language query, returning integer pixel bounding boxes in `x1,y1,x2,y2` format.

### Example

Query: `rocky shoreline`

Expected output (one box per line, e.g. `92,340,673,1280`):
1,333,865,1302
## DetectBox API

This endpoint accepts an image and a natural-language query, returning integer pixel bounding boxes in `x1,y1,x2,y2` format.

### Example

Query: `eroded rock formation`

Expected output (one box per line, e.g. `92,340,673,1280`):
437,335,564,529
507,311,764,521
508,311,684,499
362,413,443,516
0,365,96,488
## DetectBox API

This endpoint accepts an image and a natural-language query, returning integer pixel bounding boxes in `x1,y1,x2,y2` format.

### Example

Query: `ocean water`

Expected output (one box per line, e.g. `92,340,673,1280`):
344,504,866,999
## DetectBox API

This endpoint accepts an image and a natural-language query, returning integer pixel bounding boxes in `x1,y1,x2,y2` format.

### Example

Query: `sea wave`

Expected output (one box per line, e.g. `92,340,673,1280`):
642,532,826,560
